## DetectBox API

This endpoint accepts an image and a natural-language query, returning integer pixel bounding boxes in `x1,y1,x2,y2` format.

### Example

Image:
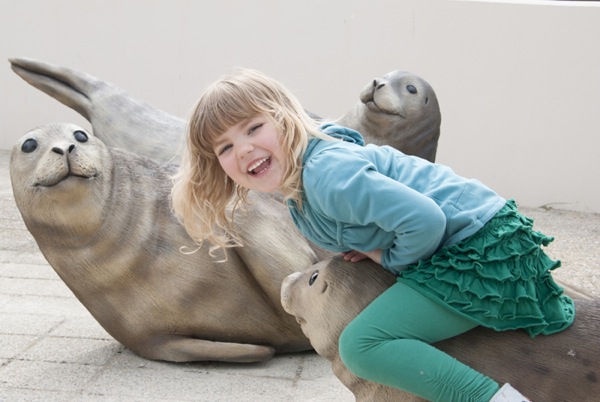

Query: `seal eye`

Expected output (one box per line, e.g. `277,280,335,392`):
73,130,88,143
308,271,319,286
407,85,418,94
21,138,38,153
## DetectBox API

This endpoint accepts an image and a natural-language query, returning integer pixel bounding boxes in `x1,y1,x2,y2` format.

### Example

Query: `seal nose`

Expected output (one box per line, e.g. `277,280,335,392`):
280,272,303,313
51,144,76,155
373,79,385,90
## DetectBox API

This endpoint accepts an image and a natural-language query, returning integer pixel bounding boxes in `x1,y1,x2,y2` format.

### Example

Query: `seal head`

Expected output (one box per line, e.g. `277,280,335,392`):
338,70,441,162
10,123,110,238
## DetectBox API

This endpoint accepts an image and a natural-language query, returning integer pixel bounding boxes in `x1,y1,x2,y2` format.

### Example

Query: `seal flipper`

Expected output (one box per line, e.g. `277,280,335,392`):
10,57,95,120
141,335,276,363
9,57,186,163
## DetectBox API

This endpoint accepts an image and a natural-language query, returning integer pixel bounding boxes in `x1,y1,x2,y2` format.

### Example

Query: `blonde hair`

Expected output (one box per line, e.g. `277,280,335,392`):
171,68,331,256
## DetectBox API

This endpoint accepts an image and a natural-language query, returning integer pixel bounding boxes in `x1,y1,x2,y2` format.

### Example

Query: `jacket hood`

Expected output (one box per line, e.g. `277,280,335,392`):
318,123,365,146
302,123,365,165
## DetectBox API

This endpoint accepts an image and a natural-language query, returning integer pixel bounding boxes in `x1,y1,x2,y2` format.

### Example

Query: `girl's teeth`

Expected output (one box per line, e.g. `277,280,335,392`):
248,157,269,172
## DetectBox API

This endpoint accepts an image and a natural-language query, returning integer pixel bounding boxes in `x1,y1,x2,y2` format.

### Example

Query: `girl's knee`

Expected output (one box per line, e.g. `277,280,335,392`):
338,318,393,380
338,319,367,376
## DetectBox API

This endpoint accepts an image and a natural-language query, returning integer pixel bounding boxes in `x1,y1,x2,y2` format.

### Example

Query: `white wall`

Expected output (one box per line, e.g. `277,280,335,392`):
1,0,599,212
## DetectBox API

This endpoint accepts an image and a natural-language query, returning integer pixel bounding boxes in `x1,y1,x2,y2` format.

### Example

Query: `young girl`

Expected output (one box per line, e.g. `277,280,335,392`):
171,68,574,402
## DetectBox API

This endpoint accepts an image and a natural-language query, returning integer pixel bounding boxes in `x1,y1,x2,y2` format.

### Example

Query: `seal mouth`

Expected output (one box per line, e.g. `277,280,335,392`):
364,100,405,119
35,172,98,188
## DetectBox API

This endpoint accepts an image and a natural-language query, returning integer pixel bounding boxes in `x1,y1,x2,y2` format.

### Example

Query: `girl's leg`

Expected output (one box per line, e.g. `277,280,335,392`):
339,281,500,402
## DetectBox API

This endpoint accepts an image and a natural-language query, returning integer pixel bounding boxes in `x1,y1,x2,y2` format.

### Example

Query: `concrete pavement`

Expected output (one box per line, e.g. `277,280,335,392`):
1,149,598,401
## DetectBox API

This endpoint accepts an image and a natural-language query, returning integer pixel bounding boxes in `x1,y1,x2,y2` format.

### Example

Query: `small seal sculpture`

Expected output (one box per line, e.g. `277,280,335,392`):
337,70,441,162
10,123,324,363
281,258,600,402
9,57,441,163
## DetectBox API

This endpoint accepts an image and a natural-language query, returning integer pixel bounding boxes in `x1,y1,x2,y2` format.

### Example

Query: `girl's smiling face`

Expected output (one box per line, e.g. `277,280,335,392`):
213,114,287,193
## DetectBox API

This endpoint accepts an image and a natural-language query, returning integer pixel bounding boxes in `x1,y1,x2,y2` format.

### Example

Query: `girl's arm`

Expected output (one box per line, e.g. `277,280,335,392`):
305,153,446,275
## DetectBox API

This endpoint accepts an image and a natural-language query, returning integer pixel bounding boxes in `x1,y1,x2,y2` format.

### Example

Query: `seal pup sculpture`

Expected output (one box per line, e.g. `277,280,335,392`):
337,70,441,162
281,258,600,402
9,57,441,163
10,123,325,363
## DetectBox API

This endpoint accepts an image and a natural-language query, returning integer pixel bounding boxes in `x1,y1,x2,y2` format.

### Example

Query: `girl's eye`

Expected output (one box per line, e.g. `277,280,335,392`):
217,144,232,155
308,271,319,286
248,123,263,135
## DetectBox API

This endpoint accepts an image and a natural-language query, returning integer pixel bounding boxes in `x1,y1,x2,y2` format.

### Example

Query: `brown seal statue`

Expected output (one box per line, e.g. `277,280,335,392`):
9,123,326,363
281,258,600,402
9,57,441,163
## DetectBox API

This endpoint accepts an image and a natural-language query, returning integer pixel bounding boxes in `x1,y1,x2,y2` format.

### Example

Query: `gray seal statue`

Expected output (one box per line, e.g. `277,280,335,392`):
10,123,326,363
337,70,441,162
10,57,441,163
281,258,600,402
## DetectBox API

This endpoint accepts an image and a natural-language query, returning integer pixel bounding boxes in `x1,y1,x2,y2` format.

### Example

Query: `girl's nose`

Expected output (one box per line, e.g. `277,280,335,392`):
237,140,254,158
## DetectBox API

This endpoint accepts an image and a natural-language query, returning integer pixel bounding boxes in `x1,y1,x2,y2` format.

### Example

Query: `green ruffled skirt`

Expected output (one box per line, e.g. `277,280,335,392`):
398,200,575,337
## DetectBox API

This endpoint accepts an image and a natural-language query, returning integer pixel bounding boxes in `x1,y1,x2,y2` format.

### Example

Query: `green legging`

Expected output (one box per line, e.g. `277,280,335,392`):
338,281,500,402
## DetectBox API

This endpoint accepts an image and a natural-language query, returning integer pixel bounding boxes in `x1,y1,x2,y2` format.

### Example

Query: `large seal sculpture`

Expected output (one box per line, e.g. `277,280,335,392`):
7,58,442,363
281,258,600,401
10,123,328,363
9,57,441,163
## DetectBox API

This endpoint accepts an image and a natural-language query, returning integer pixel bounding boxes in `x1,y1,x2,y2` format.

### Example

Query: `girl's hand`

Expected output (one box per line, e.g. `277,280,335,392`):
341,250,369,262
341,249,382,265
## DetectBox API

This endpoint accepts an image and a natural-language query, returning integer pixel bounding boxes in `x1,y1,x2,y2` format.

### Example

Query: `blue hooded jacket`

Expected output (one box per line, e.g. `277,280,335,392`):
287,123,506,275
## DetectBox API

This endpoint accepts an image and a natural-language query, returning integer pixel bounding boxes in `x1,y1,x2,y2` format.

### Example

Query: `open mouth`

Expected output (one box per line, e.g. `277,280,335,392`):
247,157,271,175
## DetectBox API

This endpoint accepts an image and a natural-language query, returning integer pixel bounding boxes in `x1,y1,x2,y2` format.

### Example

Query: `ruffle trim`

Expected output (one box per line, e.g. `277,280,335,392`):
398,200,575,337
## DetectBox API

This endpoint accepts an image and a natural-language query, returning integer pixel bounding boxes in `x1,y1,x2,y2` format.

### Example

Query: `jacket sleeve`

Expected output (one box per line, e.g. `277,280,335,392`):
304,149,446,274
